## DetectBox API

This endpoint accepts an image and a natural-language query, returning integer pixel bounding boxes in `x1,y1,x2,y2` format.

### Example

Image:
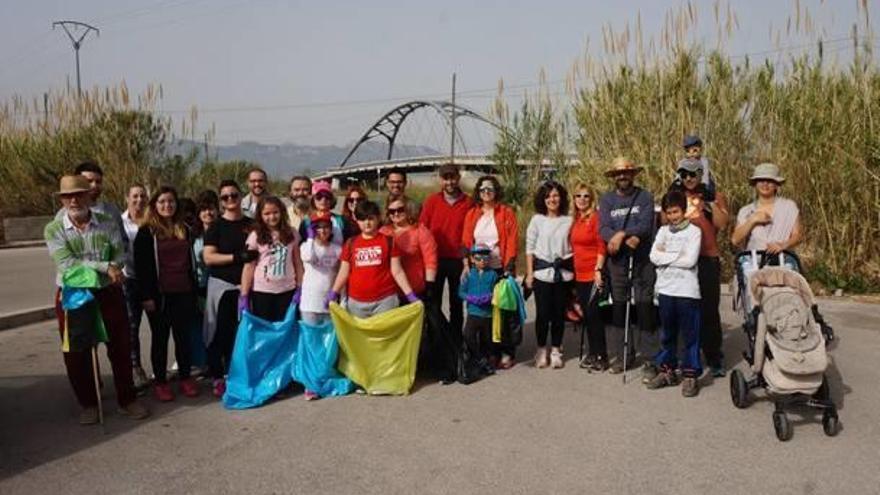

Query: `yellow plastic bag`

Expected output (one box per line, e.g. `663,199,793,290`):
330,301,424,395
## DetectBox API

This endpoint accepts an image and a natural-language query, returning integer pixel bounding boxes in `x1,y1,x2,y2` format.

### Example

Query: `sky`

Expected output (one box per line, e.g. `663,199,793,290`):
0,0,874,148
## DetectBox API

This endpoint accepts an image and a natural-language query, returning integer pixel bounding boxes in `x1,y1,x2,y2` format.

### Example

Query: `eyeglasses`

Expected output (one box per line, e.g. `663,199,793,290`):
219,193,240,201
315,194,333,201
478,187,496,194
575,193,592,199
387,207,405,215
678,170,700,179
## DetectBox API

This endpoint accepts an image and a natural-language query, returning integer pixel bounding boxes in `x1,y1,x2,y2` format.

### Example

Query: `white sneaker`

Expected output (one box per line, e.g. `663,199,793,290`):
535,347,549,369
550,349,564,369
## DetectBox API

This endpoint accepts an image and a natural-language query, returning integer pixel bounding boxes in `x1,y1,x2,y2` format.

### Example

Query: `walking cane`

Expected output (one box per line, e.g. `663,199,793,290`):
91,345,104,426
622,255,634,384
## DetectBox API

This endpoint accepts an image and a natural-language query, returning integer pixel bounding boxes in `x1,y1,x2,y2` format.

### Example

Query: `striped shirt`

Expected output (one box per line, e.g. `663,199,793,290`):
44,209,125,287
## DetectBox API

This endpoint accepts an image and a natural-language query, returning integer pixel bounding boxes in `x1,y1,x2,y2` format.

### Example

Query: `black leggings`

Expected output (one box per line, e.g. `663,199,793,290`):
145,292,196,383
533,280,571,347
251,290,295,322
698,256,723,367
575,281,606,358
208,290,239,380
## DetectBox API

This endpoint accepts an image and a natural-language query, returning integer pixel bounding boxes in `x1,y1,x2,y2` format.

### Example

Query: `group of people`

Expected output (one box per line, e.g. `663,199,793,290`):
45,134,806,424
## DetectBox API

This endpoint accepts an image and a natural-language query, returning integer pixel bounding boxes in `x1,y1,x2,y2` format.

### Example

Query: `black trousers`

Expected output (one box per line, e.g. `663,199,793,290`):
575,281,607,358
608,257,658,360
145,291,196,383
463,315,492,359
251,290,295,322
533,280,572,348
208,289,239,380
436,257,464,335
698,256,723,367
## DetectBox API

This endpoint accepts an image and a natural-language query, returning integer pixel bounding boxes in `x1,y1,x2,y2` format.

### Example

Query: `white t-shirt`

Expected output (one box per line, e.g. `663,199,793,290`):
121,210,140,278
299,238,342,314
525,214,574,283
473,210,502,269
649,223,702,299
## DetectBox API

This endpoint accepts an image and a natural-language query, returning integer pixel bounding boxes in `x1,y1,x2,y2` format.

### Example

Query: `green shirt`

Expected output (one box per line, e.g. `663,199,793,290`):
45,209,124,288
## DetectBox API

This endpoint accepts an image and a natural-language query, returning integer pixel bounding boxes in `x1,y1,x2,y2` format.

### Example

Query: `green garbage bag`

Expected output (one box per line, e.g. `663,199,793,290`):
330,301,424,395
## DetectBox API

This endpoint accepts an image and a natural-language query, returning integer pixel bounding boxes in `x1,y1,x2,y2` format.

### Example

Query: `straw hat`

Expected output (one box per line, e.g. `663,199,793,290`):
604,157,643,177
749,163,785,184
55,175,91,195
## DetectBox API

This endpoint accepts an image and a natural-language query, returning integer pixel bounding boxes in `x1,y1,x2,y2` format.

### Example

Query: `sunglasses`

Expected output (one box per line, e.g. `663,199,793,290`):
472,253,491,260
347,197,363,203
387,207,405,215
315,193,333,201
479,187,496,193
678,170,700,179
575,193,592,199
219,193,240,201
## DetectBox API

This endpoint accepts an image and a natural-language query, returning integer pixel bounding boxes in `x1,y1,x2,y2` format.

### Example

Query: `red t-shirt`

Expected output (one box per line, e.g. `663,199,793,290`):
570,213,607,282
340,234,401,302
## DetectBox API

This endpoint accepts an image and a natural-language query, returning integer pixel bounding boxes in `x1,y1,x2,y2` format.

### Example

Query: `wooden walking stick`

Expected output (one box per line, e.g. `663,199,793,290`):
91,345,104,425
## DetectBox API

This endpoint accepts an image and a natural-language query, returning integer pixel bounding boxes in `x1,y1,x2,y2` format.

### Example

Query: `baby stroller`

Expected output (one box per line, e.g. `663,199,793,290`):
730,250,839,441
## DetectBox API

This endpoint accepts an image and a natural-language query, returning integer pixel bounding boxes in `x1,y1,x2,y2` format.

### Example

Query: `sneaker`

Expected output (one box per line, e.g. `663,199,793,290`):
608,358,624,374
534,347,549,369
641,363,659,384
179,377,200,398
710,365,726,378
645,370,679,390
118,400,151,420
498,354,516,370
304,390,319,401
681,377,700,397
154,382,175,402
212,378,226,398
79,407,99,425
550,349,564,369
578,354,595,369
132,366,150,390
589,355,608,373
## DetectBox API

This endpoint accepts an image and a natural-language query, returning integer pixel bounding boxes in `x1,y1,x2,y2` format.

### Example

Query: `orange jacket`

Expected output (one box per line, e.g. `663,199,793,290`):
461,204,518,270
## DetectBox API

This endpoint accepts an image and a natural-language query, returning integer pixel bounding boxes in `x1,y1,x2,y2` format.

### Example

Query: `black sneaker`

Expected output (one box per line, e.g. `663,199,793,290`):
589,355,608,373
579,354,595,370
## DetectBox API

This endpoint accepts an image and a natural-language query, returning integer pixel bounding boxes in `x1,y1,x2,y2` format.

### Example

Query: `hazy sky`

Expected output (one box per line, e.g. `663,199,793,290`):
0,1,873,148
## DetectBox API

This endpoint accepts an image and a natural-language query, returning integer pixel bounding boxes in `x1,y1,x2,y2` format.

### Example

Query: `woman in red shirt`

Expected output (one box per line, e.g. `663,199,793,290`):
379,197,438,301
569,182,608,372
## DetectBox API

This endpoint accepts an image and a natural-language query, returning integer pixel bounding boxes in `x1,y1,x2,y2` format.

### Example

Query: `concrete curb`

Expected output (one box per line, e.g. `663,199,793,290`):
0,240,45,250
0,306,55,331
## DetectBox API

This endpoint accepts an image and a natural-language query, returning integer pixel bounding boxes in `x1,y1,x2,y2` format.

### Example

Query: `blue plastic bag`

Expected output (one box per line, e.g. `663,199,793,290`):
223,305,299,410
294,318,354,398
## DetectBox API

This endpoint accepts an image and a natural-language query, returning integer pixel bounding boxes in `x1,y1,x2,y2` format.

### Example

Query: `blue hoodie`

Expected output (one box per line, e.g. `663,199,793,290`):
458,267,498,318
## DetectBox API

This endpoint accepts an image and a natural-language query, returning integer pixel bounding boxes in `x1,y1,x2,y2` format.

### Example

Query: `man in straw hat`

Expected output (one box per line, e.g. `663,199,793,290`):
598,157,659,378
731,162,802,253
44,175,150,425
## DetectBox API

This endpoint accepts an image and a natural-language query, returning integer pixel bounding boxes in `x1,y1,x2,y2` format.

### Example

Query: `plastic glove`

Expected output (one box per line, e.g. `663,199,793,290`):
323,290,339,309
237,294,249,315
405,292,419,304
307,224,317,240
291,288,301,305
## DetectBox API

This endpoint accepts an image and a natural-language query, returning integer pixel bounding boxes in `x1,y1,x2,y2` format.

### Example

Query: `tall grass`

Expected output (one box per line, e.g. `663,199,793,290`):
490,1,880,292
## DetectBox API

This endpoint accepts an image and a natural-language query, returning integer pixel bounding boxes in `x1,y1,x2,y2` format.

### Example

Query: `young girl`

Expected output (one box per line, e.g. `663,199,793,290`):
240,196,304,322
133,186,199,401
300,213,342,325
328,200,417,318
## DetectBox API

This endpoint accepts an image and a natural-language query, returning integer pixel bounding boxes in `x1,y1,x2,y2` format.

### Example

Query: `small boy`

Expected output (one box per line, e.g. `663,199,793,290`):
647,191,703,397
327,200,417,318
681,135,716,202
458,245,498,373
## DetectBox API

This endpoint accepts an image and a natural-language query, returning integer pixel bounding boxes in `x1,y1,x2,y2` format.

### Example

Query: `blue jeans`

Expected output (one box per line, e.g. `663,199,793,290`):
655,294,702,377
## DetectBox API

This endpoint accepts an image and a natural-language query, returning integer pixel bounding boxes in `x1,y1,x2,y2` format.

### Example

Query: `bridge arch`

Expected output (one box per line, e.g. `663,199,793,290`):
338,100,506,168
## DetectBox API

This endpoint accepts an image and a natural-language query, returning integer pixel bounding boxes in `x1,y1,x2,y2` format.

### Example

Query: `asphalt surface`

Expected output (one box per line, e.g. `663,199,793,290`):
1,292,878,494
0,246,55,314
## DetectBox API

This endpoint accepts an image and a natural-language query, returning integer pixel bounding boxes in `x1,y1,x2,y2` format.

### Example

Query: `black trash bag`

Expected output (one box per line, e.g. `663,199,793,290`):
66,300,100,352
499,309,522,348
456,343,488,385
423,302,460,383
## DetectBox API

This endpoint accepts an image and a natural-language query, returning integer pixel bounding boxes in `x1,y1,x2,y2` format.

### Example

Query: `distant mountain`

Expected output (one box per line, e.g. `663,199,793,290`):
169,140,440,177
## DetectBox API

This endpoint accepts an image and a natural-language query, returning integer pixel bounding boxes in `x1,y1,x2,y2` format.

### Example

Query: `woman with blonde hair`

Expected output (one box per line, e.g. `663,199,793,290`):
379,195,438,301
569,181,608,371
134,185,199,401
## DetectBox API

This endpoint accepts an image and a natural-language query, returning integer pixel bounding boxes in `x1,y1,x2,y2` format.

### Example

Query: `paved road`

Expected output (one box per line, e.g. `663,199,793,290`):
1,295,878,494
0,247,55,314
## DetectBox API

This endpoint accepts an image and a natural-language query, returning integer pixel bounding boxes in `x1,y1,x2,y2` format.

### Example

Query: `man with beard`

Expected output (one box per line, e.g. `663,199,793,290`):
598,157,658,378
44,175,150,424
287,175,312,231
241,168,269,219
419,164,473,334
56,162,126,246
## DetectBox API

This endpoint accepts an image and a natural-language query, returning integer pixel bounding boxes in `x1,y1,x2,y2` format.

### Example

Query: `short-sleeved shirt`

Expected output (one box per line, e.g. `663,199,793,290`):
203,216,254,284
245,230,299,294
340,234,401,302
735,197,799,252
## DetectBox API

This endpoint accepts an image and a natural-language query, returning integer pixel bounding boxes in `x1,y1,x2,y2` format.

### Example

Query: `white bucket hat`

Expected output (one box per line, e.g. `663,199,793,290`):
750,163,785,184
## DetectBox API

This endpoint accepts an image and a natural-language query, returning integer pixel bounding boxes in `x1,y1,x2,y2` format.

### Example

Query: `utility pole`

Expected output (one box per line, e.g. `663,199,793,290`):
52,20,99,97
450,72,456,165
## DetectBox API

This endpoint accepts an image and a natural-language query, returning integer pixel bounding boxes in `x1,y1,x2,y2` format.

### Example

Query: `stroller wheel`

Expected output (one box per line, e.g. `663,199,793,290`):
730,368,750,409
822,410,840,437
772,411,793,442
